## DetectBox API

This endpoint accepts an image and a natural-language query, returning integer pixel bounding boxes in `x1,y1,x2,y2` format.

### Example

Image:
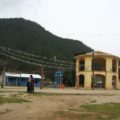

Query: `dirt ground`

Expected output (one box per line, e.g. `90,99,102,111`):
0,87,120,120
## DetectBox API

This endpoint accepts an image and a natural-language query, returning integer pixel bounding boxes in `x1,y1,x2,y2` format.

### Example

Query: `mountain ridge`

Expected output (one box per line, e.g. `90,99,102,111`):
0,18,93,72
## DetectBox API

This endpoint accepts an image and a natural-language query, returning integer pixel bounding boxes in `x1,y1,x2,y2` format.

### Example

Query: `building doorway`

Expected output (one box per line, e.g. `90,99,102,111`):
93,74,105,88
112,75,117,89
79,75,85,87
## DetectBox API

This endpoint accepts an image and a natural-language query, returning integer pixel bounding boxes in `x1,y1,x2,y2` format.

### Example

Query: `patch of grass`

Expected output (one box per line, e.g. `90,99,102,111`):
55,111,65,116
0,94,5,97
68,108,82,112
9,94,18,98
0,96,30,104
31,92,65,97
78,113,103,120
55,111,80,119
55,103,120,120
0,109,12,115
0,91,6,93
55,110,103,120
17,92,24,95
30,92,85,97
89,100,97,103
81,103,120,120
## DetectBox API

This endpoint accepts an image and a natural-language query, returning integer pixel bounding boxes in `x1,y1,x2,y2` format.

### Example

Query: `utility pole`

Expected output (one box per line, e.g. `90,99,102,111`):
1,66,5,88
40,66,44,89
92,51,95,90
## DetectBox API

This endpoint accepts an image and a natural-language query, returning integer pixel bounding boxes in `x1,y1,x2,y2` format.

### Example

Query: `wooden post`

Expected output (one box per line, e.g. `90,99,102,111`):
1,66,5,88
40,66,44,89
92,51,95,89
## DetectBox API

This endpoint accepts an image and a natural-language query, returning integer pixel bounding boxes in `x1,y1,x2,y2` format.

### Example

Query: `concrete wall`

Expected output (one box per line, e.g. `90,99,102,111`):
75,54,119,90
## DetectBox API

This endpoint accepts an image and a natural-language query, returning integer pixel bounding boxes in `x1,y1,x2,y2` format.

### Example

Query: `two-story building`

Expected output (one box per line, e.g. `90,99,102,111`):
75,51,120,89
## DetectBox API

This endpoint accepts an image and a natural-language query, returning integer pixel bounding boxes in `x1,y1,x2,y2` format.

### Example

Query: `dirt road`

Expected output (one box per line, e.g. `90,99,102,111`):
0,87,120,120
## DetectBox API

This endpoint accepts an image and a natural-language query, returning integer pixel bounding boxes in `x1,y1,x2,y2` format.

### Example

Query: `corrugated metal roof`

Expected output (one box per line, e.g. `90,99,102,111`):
21,74,41,78
5,72,41,79
5,72,20,77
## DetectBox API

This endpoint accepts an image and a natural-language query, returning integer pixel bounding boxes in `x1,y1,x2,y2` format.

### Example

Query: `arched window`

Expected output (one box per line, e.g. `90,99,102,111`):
92,57,106,71
112,59,117,72
79,59,85,71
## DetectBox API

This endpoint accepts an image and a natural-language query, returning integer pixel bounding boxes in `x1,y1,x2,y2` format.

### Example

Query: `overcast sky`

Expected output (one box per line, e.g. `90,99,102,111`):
0,0,120,56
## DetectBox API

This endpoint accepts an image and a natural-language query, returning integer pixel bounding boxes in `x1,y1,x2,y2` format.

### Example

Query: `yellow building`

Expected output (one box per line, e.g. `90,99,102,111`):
75,51,120,89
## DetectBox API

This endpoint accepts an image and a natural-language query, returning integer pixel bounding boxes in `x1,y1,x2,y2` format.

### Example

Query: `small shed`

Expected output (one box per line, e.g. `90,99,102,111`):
4,72,41,87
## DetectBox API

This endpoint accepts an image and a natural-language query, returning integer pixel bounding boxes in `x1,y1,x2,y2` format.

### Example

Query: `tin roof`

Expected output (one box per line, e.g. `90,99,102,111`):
74,51,120,59
5,72,41,79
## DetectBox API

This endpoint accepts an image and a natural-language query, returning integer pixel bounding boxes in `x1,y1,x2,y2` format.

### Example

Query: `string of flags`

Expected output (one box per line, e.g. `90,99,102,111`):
0,46,75,70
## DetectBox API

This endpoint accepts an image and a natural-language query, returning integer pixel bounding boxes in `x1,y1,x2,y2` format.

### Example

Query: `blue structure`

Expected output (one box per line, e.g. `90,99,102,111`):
54,70,63,87
4,72,41,87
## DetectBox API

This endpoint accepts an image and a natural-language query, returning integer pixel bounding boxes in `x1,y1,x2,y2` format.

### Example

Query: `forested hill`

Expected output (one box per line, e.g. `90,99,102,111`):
0,18,93,60
0,18,93,72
